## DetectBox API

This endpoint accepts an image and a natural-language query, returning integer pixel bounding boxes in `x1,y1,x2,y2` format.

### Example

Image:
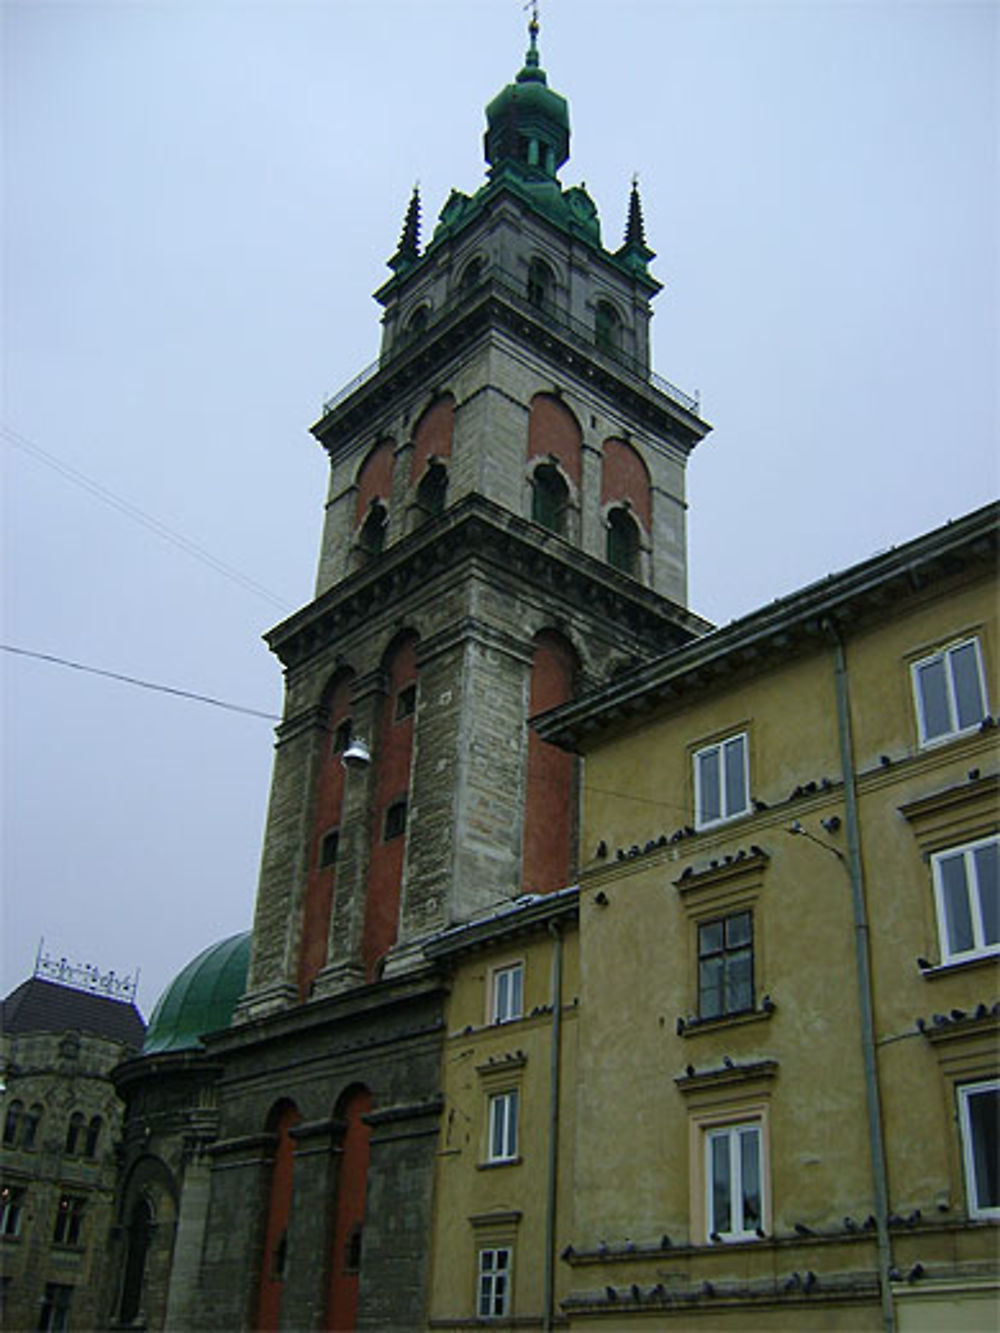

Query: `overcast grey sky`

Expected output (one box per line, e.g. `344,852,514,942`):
3,0,997,1016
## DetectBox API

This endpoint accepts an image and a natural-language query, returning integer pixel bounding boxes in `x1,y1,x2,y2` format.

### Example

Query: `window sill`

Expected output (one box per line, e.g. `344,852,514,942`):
678,1005,774,1038
477,1156,522,1171
919,952,999,979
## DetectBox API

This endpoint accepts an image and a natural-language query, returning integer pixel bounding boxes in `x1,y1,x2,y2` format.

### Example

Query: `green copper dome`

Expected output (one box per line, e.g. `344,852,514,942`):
485,16,569,179
142,932,251,1055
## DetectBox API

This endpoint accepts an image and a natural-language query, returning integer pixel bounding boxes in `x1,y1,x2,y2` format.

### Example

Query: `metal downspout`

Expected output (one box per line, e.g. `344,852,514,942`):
543,920,564,1332
827,620,896,1333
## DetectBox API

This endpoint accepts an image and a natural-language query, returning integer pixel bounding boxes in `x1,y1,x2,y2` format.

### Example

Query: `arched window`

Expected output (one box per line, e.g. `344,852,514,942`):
406,304,429,337
119,1196,153,1326
359,502,388,559
415,461,447,522
595,300,622,355
85,1115,102,1159
527,257,554,311
3,1100,23,1147
607,507,641,575
531,464,568,536
65,1111,85,1156
22,1104,43,1151
460,257,484,289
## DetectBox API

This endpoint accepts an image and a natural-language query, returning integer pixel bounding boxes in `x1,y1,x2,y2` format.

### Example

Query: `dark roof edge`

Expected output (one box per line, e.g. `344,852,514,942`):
536,500,999,749
423,886,579,960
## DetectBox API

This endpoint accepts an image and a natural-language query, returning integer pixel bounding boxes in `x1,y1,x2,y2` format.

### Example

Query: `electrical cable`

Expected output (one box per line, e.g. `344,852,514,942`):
2,423,292,612
2,645,280,721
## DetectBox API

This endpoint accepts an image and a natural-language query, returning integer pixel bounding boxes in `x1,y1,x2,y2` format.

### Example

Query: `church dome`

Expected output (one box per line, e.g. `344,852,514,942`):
485,16,569,179
142,932,251,1055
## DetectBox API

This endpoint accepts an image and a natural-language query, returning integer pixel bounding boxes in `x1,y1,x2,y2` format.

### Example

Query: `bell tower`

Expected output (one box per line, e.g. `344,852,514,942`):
237,15,710,1018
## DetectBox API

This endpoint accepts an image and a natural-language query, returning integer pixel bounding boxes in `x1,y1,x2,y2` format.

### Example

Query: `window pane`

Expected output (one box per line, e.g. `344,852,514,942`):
490,1100,504,1158
507,1091,518,1157
710,1134,731,1234
973,842,999,947
509,966,523,1019
967,1088,999,1211
726,911,752,948
917,657,951,739
726,949,753,1012
698,749,721,824
699,920,724,955
951,642,986,730
495,970,509,1020
939,853,975,954
723,736,747,815
699,957,724,1019
740,1128,761,1230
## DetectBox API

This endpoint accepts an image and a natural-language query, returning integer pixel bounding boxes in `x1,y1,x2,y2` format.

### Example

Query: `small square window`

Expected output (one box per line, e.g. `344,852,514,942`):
694,733,749,829
384,799,408,841
477,1246,512,1318
912,638,988,746
395,684,417,721
958,1080,999,1219
488,1090,519,1163
706,1123,763,1241
491,963,524,1025
932,836,999,964
319,829,340,869
698,911,754,1019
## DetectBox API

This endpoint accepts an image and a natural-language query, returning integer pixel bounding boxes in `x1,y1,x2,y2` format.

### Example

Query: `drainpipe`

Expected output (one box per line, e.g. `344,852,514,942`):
543,920,564,1333
825,619,895,1333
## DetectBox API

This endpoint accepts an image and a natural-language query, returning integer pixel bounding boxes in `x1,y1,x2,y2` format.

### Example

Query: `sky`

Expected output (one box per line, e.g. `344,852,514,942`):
3,0,997,1017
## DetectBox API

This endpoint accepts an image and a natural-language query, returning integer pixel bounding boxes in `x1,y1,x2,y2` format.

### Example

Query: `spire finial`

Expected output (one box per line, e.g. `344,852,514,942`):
389,183,422,274
624,174,647,249
524,0,540,67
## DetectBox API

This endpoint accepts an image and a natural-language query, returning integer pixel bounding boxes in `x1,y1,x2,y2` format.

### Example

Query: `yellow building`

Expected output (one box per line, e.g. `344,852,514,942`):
425,889,579,1329
535,501,998,1331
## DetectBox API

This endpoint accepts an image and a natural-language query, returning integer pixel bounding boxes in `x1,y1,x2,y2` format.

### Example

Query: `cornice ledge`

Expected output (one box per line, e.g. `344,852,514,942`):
675,1057,779,1092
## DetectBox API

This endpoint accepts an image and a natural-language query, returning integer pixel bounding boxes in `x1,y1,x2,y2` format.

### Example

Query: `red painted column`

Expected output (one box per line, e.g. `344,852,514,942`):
326,1087,373,1332
523,631,576,894
255,1103,301,1332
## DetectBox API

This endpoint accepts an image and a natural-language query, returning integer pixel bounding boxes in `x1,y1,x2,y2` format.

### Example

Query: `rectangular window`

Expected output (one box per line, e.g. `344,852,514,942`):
1,1185,24,1237
698,911,754,1019
38,1283,73,1333
958,1080,999,1219
384,798,408,841
395,684,417,721
52,1195,85,1247
932,836,999,963
318,828,339,868
694,733,749,829
477,1246,512,1318
491,963,524,1024
706,1123,763,1241
488,1090,519,1163
912,638,988,745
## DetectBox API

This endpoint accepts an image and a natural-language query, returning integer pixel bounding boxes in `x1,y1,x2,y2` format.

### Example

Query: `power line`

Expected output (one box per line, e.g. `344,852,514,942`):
2,423,292,613
2,645,281,721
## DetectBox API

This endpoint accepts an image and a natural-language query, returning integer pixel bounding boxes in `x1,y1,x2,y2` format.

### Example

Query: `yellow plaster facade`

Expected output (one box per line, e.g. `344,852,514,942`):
537,503,998,1329
426,892,579,1328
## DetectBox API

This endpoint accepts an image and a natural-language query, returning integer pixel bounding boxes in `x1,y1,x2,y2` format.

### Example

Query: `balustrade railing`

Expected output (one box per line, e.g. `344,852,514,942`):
321,267,700,417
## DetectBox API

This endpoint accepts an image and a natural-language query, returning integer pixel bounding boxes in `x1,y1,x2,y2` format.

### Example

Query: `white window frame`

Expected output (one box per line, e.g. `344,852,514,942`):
912,637,988,747
705,1122,764,1242
477,1245,512,1318
694,733,750,830
487,1090,518,1163
931,836,999,964
957,1079,999,1219
491,962,524,1025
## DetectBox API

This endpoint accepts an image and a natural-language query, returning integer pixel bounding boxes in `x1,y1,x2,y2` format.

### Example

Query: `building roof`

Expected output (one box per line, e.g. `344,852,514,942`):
536,500,1000,750
142,932,251,1055
1,977,146,1049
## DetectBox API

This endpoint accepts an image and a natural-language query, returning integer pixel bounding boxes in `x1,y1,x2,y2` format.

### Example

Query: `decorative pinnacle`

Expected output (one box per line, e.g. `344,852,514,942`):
624,175,647,249
390,183,421,272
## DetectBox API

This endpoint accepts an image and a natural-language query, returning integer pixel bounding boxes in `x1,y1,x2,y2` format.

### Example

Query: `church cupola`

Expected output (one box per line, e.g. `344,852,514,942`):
484,12,569,180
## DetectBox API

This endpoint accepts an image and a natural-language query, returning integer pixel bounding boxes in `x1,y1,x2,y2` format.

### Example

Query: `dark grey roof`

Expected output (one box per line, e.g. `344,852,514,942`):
1,977,146,1049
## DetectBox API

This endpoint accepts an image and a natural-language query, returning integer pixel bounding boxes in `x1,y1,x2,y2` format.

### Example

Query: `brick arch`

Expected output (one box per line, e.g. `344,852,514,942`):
326,1084,374,1331
354,439,395,526
256,1099,302,1333
410,393,454,482
299,667,356,999
522,629,578,895
363,631,420,980
601,438,652,531
527,393,582,487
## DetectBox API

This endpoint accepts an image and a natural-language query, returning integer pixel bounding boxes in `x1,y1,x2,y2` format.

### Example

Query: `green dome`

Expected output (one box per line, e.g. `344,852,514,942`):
485,18,570,178
142,932,251,1055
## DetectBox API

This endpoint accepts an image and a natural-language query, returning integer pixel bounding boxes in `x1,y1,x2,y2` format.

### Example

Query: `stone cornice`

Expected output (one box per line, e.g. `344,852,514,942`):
538,502,999,751
265,494,709,672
